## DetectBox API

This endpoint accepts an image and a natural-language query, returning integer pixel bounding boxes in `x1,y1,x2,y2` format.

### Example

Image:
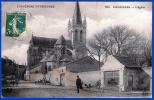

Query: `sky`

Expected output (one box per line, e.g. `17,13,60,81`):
2,2,152,64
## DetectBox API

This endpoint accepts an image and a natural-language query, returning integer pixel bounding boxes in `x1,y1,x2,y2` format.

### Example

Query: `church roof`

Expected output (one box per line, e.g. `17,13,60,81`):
60,54,73,62
30,35,57,48
73,2,82,25
66,56,100,73
55,35,65,45
40,54,56,62
54,35,72,49
40,54,73,63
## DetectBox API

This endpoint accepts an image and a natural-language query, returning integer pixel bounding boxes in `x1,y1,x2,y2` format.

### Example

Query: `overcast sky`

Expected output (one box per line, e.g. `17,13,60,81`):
2,2,152,64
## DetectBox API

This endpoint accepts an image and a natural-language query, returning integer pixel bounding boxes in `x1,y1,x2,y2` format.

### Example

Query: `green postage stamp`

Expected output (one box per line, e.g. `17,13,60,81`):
6,13,26,37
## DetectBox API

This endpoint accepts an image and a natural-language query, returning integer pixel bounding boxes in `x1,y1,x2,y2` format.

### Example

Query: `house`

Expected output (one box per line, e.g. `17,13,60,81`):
2,58,26,80
101,55,151,92
34,56,101,87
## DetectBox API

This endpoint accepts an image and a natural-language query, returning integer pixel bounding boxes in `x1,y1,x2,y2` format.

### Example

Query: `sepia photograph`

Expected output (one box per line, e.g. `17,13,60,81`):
1,1,152,98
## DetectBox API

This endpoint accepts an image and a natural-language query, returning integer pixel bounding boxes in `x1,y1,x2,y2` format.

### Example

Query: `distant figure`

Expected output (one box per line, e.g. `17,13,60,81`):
76,75,82,93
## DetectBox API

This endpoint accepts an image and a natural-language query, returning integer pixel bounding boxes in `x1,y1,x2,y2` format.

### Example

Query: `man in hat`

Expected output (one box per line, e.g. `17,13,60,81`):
76,75,82,93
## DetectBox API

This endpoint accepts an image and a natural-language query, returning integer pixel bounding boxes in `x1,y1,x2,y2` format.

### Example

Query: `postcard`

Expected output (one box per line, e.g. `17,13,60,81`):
1,1,152,98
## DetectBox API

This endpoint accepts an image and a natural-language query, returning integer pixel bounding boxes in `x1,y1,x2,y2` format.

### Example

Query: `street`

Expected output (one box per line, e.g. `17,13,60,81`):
2,82,152,98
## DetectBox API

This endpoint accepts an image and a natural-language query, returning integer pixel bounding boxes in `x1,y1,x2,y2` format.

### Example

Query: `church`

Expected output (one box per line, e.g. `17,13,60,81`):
27,2,88,70
27,2,101,87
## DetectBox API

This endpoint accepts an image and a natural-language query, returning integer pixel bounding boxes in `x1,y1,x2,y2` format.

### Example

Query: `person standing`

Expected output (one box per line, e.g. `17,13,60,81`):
76,75,82,93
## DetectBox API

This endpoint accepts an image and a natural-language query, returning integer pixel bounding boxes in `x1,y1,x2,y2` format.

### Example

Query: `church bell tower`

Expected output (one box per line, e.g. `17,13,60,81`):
68,2,87,59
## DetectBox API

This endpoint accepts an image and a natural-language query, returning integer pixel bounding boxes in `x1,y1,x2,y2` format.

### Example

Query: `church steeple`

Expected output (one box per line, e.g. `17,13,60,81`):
73,1,82,25
68,2,87,59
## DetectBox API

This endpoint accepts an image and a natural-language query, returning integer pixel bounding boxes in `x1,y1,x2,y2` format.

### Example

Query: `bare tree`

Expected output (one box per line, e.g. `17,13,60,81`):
88,39,103,68
143,40,152,67
88,25,144,61
88,29,111,67
108,25,142,55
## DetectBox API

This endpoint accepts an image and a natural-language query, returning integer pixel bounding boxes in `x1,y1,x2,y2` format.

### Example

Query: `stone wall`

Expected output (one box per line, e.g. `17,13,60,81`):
77,71,101,86
46,68,64,86
44,67,100,87
30,73,43,81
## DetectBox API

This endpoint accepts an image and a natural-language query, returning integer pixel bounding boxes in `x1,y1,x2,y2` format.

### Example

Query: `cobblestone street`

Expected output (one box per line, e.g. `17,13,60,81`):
2,82,152,98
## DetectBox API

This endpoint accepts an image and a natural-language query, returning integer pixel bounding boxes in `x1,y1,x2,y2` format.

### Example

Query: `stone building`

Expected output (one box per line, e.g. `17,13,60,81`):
30,56,101,87
2,58,26,82
27,35,57,69
39,35,73,71
101,55,151,92
68,1,87,59
27,2,88,69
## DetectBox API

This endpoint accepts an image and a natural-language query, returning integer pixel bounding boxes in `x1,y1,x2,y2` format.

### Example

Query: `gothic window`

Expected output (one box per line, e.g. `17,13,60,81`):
80,30,83,42
75,30,78,41
62,47,65,54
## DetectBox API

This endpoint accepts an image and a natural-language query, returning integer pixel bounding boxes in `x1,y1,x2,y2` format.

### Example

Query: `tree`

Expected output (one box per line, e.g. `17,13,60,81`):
88,25,144,61
88,29,110,66
142,40,152,67
108,25,143,55
88,39,103,68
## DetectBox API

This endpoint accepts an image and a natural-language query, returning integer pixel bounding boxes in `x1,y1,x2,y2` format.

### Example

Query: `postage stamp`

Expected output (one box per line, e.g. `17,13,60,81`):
5,13,26,37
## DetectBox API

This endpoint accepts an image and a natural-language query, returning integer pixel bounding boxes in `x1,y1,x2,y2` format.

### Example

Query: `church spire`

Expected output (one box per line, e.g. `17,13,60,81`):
73,1,82,25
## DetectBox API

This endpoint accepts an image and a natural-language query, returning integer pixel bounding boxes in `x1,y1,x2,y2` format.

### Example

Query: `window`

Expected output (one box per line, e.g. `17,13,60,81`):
48,66,52,71
61,47,65,54
75,30,78,41
104,71,119,85
80,30,83,42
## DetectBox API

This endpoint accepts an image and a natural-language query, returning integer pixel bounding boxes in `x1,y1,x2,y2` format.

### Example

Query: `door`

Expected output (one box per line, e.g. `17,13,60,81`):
60,73,65,86
128,75,133,91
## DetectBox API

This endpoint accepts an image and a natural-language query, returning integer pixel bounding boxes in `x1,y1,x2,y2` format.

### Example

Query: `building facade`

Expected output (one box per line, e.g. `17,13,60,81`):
30,56,100,87
27,35,57,69
101,55,151,92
